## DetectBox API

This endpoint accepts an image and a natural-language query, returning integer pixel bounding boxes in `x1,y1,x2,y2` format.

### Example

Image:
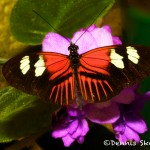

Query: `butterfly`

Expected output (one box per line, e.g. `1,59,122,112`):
2,43,150,105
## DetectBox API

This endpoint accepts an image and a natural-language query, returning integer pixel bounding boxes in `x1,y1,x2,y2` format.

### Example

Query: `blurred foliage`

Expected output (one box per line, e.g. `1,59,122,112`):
0,87,59,143
0,0,27,58
10,0,115,45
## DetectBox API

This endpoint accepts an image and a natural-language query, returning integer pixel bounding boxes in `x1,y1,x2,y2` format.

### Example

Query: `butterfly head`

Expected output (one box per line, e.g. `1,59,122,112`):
68,43,79,53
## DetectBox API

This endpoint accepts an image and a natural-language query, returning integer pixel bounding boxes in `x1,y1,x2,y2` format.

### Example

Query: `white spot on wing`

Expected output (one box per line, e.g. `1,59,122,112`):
110,49,124,69
20,56,30,74
34,55,46,77
127,46,140,64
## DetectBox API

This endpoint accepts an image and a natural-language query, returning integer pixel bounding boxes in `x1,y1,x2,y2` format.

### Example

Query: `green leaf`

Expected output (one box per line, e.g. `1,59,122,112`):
0,87,59,143
10,0,115,45
0,58,7,65
139,77,150,93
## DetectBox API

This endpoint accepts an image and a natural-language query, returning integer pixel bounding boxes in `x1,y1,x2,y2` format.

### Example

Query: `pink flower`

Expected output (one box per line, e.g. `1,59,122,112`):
52,101,120,147
51,105,89,147
112,85,150,142
42,24,122,54
51,85,150,147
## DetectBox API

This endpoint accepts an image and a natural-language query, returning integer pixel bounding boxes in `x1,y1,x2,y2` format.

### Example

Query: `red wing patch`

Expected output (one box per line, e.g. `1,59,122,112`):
80,47,111,75
41,52,71,80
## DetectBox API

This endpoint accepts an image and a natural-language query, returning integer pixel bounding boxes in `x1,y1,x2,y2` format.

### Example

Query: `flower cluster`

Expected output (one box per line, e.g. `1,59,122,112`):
51,104,89,147
51,85,150,147
42,25,150,147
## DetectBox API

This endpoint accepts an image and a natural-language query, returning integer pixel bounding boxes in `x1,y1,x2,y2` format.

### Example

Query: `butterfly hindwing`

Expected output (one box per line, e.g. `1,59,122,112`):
79,45,150,102
2,52,75,104
79,46,113,102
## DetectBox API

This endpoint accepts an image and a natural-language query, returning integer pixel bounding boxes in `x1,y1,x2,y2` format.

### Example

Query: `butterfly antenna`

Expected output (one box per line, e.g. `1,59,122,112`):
74,3,111,44
32,10,59,33
32,9,70,42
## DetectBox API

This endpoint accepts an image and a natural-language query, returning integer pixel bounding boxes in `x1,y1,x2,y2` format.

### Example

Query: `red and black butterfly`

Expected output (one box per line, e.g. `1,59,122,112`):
2,43,150,105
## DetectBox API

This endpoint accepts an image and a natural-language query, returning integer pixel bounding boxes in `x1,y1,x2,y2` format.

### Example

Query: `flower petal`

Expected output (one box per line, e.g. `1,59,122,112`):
80,119,89,136
70,119,89,139
86,101,120,124
87,24,97,31
51,128,68,138
124,126,140,142
67,106,79,117
71,31,98,54
62,134,75,147
113,115,142,143
77,136,85,144
90,26,114,47
67,120,79,134
126,117,147,133
42,32,70,55
103,25,112,32
113,119,125,133
111,84,138,104
71,123,82,139
80,24,96,32
112,36,122,45
115,134,128,143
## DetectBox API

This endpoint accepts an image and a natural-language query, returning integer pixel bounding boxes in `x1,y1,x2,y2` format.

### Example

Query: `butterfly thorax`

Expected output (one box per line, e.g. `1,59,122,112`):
68,43,80,71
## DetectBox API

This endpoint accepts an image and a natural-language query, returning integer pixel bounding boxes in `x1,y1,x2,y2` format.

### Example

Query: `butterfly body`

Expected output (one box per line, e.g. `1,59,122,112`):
68,43,83,105
2,44,150,105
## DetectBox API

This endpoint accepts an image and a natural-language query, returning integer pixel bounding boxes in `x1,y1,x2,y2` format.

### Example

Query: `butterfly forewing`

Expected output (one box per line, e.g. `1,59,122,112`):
79,45,150,102
2,52,75,104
